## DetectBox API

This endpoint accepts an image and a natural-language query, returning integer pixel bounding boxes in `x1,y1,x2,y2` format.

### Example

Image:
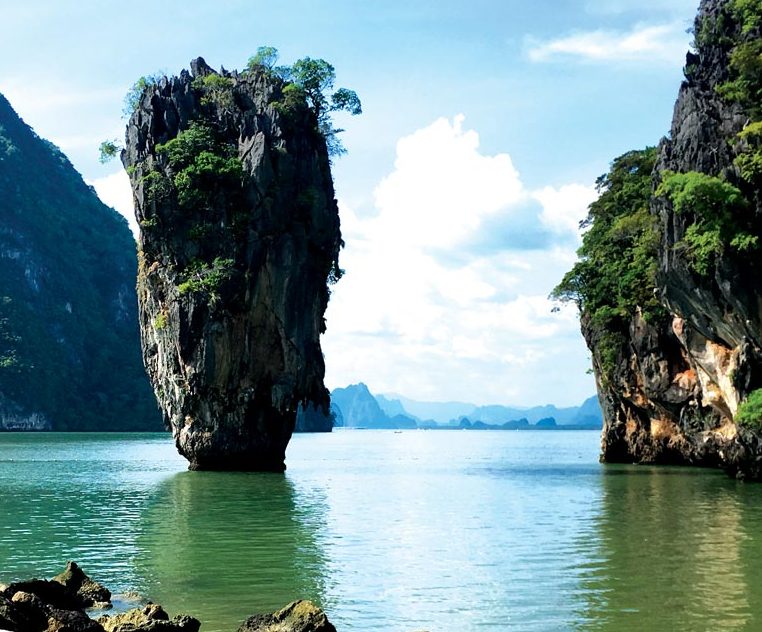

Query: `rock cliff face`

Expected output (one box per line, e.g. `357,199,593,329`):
592,0,762,477
123,58,341,470
0,93,159,431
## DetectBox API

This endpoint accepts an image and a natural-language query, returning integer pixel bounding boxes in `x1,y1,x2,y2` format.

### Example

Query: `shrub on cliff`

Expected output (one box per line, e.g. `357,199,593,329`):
552,148,662,378
736,388,762,426
656,171,757,275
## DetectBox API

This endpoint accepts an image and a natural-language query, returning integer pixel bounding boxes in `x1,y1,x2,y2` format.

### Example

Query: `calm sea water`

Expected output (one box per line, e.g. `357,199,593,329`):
1,430,761,631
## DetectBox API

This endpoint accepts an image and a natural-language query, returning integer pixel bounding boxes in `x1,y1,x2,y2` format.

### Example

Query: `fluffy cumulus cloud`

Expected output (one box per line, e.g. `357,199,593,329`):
322,116,598,407
526,22,691,65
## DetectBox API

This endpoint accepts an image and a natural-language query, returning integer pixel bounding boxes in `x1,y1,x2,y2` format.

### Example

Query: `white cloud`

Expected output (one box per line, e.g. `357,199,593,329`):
88,170,138,237
527,22,690,65
535,183,596,235
322,116,597,406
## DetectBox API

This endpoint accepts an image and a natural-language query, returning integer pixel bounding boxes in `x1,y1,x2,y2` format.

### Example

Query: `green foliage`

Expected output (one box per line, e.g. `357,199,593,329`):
98,140,121,164
153,312,168,330
716,2,762,115
693,10,731,48
246,46,290,79
0,96,160,430
736,388,762,426
174,150,242,207
0,297,21,370
246,46,361,156
731,0,762,34
140,170,171,206
155,122,243,209
177,257,234,304
192,73,235,109
552,148,662,379
123,74,163,118
717,39,762,115
188,223,210,240
657,171,756,275
735,121,762,183
0,125,17,160
289,55,361,156
156,122,217,166
248,46,279,70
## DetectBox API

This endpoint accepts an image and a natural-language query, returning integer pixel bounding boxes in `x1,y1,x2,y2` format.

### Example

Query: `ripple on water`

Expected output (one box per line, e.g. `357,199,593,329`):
3,431,762,631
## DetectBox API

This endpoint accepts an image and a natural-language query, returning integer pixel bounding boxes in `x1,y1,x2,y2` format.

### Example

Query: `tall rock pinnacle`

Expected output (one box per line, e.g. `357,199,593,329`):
123,58,342,470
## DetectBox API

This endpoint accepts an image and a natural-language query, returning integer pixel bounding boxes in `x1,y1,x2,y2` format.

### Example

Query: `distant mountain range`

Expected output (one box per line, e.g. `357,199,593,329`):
331,383,602,430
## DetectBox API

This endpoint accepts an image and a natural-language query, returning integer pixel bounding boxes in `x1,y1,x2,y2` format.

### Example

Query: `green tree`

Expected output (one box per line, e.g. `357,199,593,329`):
98,139,120,164
247,46,283,73
123,73,164,118
552,148,662,378
247,47,361,156
289,56,361,156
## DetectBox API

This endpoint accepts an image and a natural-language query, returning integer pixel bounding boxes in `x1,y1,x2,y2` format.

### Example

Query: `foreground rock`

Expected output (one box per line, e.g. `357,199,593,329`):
98,604,199,632
0,564,198,632
123,57,341,471
0,564,338,632
238,600,336,632
52,562,111,608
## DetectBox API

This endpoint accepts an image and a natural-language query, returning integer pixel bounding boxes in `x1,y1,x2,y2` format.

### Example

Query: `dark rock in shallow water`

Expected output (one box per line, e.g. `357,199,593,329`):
1,564,333,632
52,562,111,608
238,600,336,632
0,565,199,632
3,580,88,613
123,58,341,471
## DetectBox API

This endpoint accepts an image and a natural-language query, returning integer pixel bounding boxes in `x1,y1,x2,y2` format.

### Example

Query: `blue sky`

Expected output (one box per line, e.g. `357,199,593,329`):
0,0,698,406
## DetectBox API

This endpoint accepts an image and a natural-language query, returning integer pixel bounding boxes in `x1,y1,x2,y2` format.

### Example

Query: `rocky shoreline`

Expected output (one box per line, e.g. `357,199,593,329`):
0,562,335,632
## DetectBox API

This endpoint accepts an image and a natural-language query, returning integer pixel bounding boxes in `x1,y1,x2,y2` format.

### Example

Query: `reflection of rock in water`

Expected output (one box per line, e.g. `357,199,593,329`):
135,472,329,632
574,467,750,631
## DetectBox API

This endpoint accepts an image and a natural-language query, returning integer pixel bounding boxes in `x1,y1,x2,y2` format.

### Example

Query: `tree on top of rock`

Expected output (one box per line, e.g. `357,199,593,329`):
247,46,362,156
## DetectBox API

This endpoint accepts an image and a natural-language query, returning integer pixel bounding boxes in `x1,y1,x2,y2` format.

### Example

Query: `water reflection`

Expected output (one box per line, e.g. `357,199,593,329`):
0,433,177,588
135,471,329,632
576,467,752,630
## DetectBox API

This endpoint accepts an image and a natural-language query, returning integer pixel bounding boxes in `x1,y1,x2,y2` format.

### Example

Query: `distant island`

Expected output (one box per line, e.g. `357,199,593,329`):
329,383,602,430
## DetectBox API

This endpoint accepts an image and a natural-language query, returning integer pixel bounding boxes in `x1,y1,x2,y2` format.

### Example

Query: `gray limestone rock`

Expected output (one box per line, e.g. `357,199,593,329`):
122,58,341,470
594,0,762,476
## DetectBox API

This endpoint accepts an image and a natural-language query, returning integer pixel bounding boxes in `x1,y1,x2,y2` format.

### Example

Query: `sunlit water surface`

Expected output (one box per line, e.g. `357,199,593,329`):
2,430,762,631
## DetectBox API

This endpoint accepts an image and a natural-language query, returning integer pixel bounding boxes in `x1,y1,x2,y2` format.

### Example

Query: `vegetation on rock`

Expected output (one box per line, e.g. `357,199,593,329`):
736,388,762,426
657,171,757,275
246,45,362,156
155,122,243,210
552,148,662,378
123,74,164,118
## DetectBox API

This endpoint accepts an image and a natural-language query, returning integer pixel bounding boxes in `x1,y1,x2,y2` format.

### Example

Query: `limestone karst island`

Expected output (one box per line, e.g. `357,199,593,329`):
3,0,762,630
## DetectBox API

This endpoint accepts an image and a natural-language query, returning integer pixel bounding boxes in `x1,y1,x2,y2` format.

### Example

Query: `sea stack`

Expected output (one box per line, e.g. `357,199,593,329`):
564,0,762,478
123,57,341,471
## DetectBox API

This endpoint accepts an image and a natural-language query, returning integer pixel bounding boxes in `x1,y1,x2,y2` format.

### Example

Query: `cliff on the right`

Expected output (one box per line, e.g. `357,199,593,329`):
555,0,762,478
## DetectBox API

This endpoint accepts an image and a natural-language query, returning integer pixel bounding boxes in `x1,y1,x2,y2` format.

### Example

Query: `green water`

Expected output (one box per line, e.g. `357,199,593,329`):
1,430,762,631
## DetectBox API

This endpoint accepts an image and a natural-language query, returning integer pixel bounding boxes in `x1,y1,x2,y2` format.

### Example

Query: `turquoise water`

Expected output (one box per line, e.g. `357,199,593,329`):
1,430,762,631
